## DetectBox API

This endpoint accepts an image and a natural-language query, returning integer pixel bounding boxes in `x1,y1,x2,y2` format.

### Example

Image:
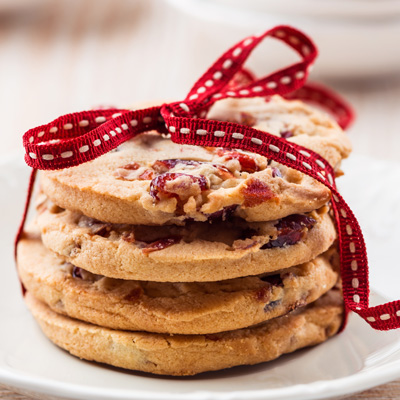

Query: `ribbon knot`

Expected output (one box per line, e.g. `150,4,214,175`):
163,26,317,122
17,25,400,331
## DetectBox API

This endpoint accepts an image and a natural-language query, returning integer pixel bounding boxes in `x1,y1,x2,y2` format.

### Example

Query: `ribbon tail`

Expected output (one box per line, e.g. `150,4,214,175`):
284,82,355,130
14,168,37,295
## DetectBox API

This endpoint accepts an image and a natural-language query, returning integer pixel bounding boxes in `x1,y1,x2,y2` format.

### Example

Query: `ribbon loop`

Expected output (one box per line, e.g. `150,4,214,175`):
176,25,317,119
284,83,354,130
23,107,164,170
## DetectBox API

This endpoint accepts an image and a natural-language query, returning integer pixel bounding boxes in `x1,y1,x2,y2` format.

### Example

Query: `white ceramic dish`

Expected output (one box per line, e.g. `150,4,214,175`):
1,153,400,400
167,0,400,79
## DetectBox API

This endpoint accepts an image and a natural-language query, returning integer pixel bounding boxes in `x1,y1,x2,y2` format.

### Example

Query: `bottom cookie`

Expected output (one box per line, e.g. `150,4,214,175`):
25,289,343,376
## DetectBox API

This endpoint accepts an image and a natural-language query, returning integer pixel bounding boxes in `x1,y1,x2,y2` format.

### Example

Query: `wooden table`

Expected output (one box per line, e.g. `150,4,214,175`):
1,379,400,400
0,379,400,400
1,0,400,398
2,380,400,400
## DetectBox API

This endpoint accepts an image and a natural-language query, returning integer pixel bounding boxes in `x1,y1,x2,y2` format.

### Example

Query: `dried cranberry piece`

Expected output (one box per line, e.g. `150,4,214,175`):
261,214,316,249
261,274,284,287
233,112,257,127
280,130,293,139
213,164,235,180
121,162,140,170
93,224,112,237
207,204,238,221
121,231,135,243
256,286,271,302
272,167,282,178
138,169,154,180
277,214,316,233
142,236,182,254
149,173,208,200
72,266,83,279
70,267,102,282
262,231,303,249
241,179,276,207
217,149,259,173
264,300,281,312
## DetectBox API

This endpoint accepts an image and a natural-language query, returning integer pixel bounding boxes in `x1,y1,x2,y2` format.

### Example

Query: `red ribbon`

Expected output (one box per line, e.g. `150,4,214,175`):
17,25,399,331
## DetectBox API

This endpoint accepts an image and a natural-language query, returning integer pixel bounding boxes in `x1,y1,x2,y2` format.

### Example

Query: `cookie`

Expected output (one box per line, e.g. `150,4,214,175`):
25,289,343,376
18,230,339,334
36,201,336,282
208,95,352,169
39,96,348,225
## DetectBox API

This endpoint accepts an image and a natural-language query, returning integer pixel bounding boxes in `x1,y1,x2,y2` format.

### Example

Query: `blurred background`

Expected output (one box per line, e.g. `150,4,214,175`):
1,0,400,161
1,3,400,398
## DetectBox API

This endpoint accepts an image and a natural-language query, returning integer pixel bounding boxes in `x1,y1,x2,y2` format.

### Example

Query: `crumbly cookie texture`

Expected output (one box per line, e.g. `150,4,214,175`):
18,230,339,334
208,95,352,169
36,200,336,281
25,289,343,376
39,96,348,226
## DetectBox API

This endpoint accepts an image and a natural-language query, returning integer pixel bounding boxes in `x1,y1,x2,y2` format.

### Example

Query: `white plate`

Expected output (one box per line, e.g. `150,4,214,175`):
1,153,400,400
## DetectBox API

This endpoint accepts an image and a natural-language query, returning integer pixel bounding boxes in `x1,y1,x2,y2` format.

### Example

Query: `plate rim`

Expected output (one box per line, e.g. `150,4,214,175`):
2,293,400,400
2,154,400,400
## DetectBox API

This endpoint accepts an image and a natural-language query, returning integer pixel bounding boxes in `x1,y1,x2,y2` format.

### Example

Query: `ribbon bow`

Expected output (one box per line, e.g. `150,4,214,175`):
17,25,399,331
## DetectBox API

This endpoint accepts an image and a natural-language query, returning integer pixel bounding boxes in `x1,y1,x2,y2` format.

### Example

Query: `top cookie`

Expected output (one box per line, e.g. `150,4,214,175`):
40,96,351,225
208,95,352,169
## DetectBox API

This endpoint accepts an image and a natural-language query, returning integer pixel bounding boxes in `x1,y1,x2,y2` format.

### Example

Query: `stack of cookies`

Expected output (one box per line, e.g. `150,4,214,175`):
17,95,351,376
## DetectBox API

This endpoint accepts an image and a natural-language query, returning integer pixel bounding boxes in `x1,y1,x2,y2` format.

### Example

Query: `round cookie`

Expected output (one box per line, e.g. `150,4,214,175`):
25,289,343,376
39,96,349,226
18,231,339,334
36,201,336,282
